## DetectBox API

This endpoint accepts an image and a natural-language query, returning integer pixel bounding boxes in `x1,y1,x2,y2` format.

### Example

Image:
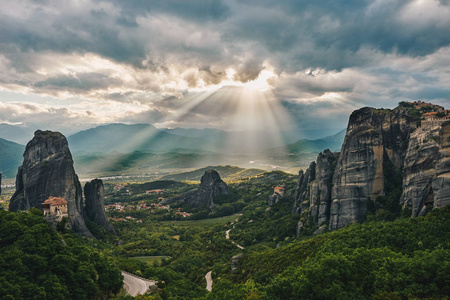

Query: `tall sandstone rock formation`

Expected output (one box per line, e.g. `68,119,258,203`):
401,121,450,216
163,170,229,208
329,107,411,230
294,105,450,231
293,150,338,225
9,130,93,237
84,179,116,234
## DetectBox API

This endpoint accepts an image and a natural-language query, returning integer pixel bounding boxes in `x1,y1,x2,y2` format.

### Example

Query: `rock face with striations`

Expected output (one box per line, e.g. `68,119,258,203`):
293,150,339,226
329,107,411,230
9,130,93,237
163,170,229,208
292,162,316,214
401,121,450,216
293,104,450,232
84,179,116,234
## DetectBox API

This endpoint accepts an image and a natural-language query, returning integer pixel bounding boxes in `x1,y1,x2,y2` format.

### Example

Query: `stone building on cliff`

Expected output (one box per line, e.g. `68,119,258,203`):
42,196,68,221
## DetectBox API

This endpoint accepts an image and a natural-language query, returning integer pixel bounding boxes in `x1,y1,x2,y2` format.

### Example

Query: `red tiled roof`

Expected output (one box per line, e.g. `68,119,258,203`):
42,196,68,206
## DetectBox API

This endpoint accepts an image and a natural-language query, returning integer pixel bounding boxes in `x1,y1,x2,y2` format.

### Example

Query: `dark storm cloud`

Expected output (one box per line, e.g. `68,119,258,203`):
224,1,450,71
0,0,449,130
1,0,448,77
111,0,231,22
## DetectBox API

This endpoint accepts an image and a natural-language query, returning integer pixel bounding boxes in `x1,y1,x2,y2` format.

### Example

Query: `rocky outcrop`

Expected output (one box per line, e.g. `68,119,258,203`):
84,179,116,234
292,162,316,214
9,130,93,237
163,170,229,208
231,253,244,274
329,107,411,230
268,185,286,206
293,150,338,225
312,150,338,225
401,121,450,216
294,104,450,232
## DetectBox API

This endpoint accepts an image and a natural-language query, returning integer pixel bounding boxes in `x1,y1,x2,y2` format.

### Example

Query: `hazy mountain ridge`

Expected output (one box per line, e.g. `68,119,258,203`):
0,125,346,178
270,129,345,154
0,138,25,178
67,123,212,154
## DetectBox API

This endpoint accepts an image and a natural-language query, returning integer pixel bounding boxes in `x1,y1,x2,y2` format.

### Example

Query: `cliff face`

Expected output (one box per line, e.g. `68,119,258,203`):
196,170,229,208
401,121,450,216
164,170,229,208
329,107,411,230
292,162,316,214
84,179,116,234
293,151,339,226
294,105,450,231
9,130,93,237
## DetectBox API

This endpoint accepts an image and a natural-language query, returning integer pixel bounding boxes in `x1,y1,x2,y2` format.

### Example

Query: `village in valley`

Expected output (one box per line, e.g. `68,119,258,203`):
104,184,192,223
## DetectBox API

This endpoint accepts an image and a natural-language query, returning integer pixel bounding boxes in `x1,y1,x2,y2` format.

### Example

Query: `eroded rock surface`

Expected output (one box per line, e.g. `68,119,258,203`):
9,130,93,237
84,179,116,234
401,121,450,216
293,105,450,231
164,170,229,208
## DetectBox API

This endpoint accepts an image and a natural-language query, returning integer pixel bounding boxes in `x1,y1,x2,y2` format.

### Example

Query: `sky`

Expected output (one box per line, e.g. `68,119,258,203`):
0,0,449,136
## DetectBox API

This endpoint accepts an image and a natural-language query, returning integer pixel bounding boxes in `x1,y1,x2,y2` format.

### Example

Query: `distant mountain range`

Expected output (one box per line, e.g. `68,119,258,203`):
0,138,24,178
0,124,34,144
0,123,345,177
270,129,346,154
67,123,345,155
67,123,212,154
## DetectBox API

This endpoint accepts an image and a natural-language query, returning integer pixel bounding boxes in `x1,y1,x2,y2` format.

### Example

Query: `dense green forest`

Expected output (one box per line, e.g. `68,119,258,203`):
1,169,449,299
0,209,123,299
208,207,450,300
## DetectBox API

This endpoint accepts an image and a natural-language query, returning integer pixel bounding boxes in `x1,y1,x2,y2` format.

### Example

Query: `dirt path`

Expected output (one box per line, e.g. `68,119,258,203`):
225,229,244,249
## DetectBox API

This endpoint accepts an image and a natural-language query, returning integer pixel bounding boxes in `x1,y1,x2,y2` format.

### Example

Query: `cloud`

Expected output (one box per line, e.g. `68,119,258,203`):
0,0,449,132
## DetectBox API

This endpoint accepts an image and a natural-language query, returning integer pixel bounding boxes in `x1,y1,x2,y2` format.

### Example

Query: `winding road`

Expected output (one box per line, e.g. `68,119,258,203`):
122,271,157,297
225,229,245,249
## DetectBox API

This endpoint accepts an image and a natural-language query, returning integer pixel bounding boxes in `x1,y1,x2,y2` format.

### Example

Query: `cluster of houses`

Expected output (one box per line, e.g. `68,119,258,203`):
106,201,191,219
409,101,450,125
106,202,171,212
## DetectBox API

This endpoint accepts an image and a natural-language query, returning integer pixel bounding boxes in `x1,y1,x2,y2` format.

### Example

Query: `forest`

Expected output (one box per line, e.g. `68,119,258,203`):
1,170,449,299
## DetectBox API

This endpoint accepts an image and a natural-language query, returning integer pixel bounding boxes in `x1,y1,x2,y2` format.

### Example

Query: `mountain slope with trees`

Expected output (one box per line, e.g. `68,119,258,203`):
0,209,123,299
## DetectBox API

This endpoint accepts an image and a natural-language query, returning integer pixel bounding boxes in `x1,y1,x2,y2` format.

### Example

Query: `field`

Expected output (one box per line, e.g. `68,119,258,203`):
161,214,240,226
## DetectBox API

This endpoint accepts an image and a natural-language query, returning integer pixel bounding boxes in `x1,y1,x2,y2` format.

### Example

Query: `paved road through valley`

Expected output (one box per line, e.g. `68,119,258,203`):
122,271,156,297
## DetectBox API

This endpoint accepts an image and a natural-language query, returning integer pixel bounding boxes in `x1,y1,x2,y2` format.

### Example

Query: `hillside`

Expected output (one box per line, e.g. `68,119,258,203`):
159,165,266,182
0,124,33,144
209,207,450,299
0,138,24,178
0,209,123,299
